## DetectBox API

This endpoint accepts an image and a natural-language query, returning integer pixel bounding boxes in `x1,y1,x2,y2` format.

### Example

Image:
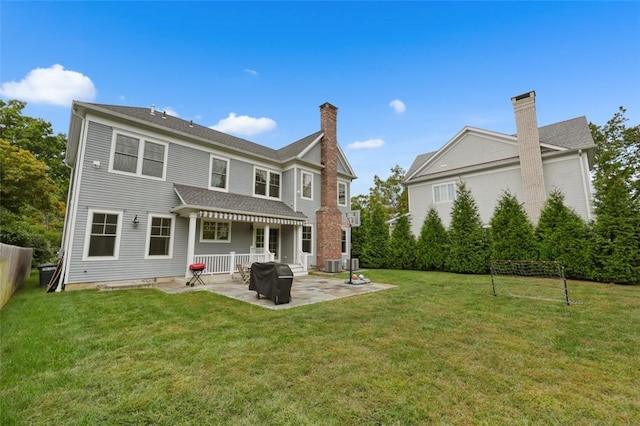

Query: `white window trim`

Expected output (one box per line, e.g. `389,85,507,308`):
82,208,123,261
301,171,313,200
337,181,348,207
109,131,168,181
302,224,314,254
253,166,282,200
209,155,230,192
199,219,232,243
341,228,348,255
433,181,456,204
144,213,176,259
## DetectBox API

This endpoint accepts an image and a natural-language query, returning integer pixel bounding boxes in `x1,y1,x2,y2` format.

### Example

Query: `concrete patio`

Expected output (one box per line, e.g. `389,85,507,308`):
154,274,396,310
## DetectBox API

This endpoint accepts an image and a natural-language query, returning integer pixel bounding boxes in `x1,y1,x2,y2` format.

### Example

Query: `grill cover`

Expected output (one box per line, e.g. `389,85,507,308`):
249,262,294,304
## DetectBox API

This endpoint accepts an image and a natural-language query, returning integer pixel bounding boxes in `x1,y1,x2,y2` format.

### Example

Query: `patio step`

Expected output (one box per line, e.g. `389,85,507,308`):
288,263,308,277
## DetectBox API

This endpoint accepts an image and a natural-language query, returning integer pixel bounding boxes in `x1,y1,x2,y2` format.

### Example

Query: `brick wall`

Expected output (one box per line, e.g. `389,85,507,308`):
511,91,546,224
316,102,343,271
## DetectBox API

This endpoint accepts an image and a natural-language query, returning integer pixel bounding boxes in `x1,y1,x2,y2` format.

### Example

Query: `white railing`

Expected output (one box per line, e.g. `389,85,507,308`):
193,252,271,275
296,250,309,271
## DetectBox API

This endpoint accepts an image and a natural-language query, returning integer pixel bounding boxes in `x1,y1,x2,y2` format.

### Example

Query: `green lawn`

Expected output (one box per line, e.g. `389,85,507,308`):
1,269,639,425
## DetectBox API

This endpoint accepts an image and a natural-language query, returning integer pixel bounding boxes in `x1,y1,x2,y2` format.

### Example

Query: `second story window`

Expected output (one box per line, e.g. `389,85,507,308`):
112,133,166,179
255,167,280,198
433,182,455,203
338,182,347,206
301,171,312,199
210,156,229,190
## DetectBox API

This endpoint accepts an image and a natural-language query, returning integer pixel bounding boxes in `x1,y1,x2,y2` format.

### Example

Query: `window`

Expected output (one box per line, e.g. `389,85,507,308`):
147,215,174,257
301,171,313,199
255,168,280,198
201,220,230,242
433,182,456,203
210,156,229,190
85,210,121,259
341,229,347,254
111,133,166,179
338,182,347,206
302,225,312,253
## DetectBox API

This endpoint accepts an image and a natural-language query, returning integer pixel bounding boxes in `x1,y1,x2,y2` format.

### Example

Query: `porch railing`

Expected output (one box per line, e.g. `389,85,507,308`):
192,251,274,275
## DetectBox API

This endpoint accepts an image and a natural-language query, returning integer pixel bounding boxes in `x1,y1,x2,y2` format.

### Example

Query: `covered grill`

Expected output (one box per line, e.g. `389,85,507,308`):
249,262,294,305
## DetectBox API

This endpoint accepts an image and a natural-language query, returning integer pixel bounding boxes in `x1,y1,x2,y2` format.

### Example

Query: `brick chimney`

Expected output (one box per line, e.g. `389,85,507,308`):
511,91,546,224
316,102,343,271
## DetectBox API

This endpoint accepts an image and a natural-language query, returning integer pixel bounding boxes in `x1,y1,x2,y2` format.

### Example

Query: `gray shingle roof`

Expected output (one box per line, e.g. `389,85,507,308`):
76,102,320,163
173,184,307,220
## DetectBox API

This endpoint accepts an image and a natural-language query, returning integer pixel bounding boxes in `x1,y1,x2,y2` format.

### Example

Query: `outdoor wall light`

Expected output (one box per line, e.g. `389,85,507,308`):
132,215,139,226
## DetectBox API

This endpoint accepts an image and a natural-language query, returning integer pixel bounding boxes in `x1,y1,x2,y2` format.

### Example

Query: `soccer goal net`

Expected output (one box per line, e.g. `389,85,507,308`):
490,260,571,305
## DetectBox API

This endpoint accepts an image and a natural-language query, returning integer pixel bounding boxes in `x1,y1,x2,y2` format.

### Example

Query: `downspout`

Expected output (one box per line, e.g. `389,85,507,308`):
578,149,593,221
58,108,87,291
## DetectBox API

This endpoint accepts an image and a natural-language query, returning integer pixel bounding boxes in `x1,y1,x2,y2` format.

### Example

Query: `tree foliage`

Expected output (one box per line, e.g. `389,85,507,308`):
0,139,65,263
369,165,408,218
589,107,640,283
0,99,69,197
489,191,537,261
415,207,449,271
386,211,415,270
536,190,592,279
360,199,389,269
446,181,489,274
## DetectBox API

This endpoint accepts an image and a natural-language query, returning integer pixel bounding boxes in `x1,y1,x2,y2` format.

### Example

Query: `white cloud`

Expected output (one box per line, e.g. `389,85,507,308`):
389,99,406,114
210,112,276,136
0,64,96,106
347,138,385,150
244,69,259,76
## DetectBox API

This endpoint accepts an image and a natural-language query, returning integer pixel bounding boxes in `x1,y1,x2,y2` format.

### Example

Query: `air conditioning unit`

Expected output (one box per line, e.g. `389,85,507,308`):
324,260,342,273
348,258,359,271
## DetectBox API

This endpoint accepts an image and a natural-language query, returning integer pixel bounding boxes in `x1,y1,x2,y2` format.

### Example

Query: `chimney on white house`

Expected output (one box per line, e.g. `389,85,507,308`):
316,102,343,272
511,91,546,224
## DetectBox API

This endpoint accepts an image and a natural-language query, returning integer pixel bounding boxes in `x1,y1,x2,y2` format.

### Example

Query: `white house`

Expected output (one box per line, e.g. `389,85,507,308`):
404,91,595,235
57,102,356,290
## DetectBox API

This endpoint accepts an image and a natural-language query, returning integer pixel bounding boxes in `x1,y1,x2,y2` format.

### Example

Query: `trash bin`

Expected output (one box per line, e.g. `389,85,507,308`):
249,262,294,304
38,263,57,287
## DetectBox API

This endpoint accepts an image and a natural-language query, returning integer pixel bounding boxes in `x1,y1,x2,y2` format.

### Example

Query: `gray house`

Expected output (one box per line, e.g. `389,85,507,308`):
58,102,355,290
404,91,596,235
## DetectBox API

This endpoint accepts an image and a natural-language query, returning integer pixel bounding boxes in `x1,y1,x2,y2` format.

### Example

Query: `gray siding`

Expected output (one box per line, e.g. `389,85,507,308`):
408,153,591,235
418,133,517,177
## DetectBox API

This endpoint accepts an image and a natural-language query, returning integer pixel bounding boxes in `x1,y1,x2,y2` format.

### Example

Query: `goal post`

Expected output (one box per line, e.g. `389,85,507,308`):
490,260,571,305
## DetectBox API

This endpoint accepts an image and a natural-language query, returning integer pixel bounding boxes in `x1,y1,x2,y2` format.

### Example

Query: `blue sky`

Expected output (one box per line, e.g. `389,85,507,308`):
2,1,639,196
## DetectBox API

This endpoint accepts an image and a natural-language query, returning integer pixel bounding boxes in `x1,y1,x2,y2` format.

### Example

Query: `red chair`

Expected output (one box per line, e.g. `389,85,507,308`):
186,263,206,286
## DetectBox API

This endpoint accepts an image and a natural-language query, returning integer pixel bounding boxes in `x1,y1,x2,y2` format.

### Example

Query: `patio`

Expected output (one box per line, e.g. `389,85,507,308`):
155,274,396,310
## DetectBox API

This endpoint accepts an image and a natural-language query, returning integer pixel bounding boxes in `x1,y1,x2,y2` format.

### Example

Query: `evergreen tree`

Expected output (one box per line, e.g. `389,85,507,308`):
415,207,449,271
489,191,537,261
360,200,389,269
590,108,640,284
536,190,592,279
446,181,489,274
387,211,415,269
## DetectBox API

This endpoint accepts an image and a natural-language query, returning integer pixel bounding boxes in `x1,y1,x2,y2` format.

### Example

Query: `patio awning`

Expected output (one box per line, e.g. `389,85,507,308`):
198,210,304,225
172,184,307,225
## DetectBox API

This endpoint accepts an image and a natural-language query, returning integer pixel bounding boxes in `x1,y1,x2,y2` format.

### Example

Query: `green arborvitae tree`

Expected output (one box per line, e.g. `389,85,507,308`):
446,181,489,274
387,211,416,270
536,190,593,279
489,191,537,261
360,199,389,269
590,107,640,284
415,207,449,271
